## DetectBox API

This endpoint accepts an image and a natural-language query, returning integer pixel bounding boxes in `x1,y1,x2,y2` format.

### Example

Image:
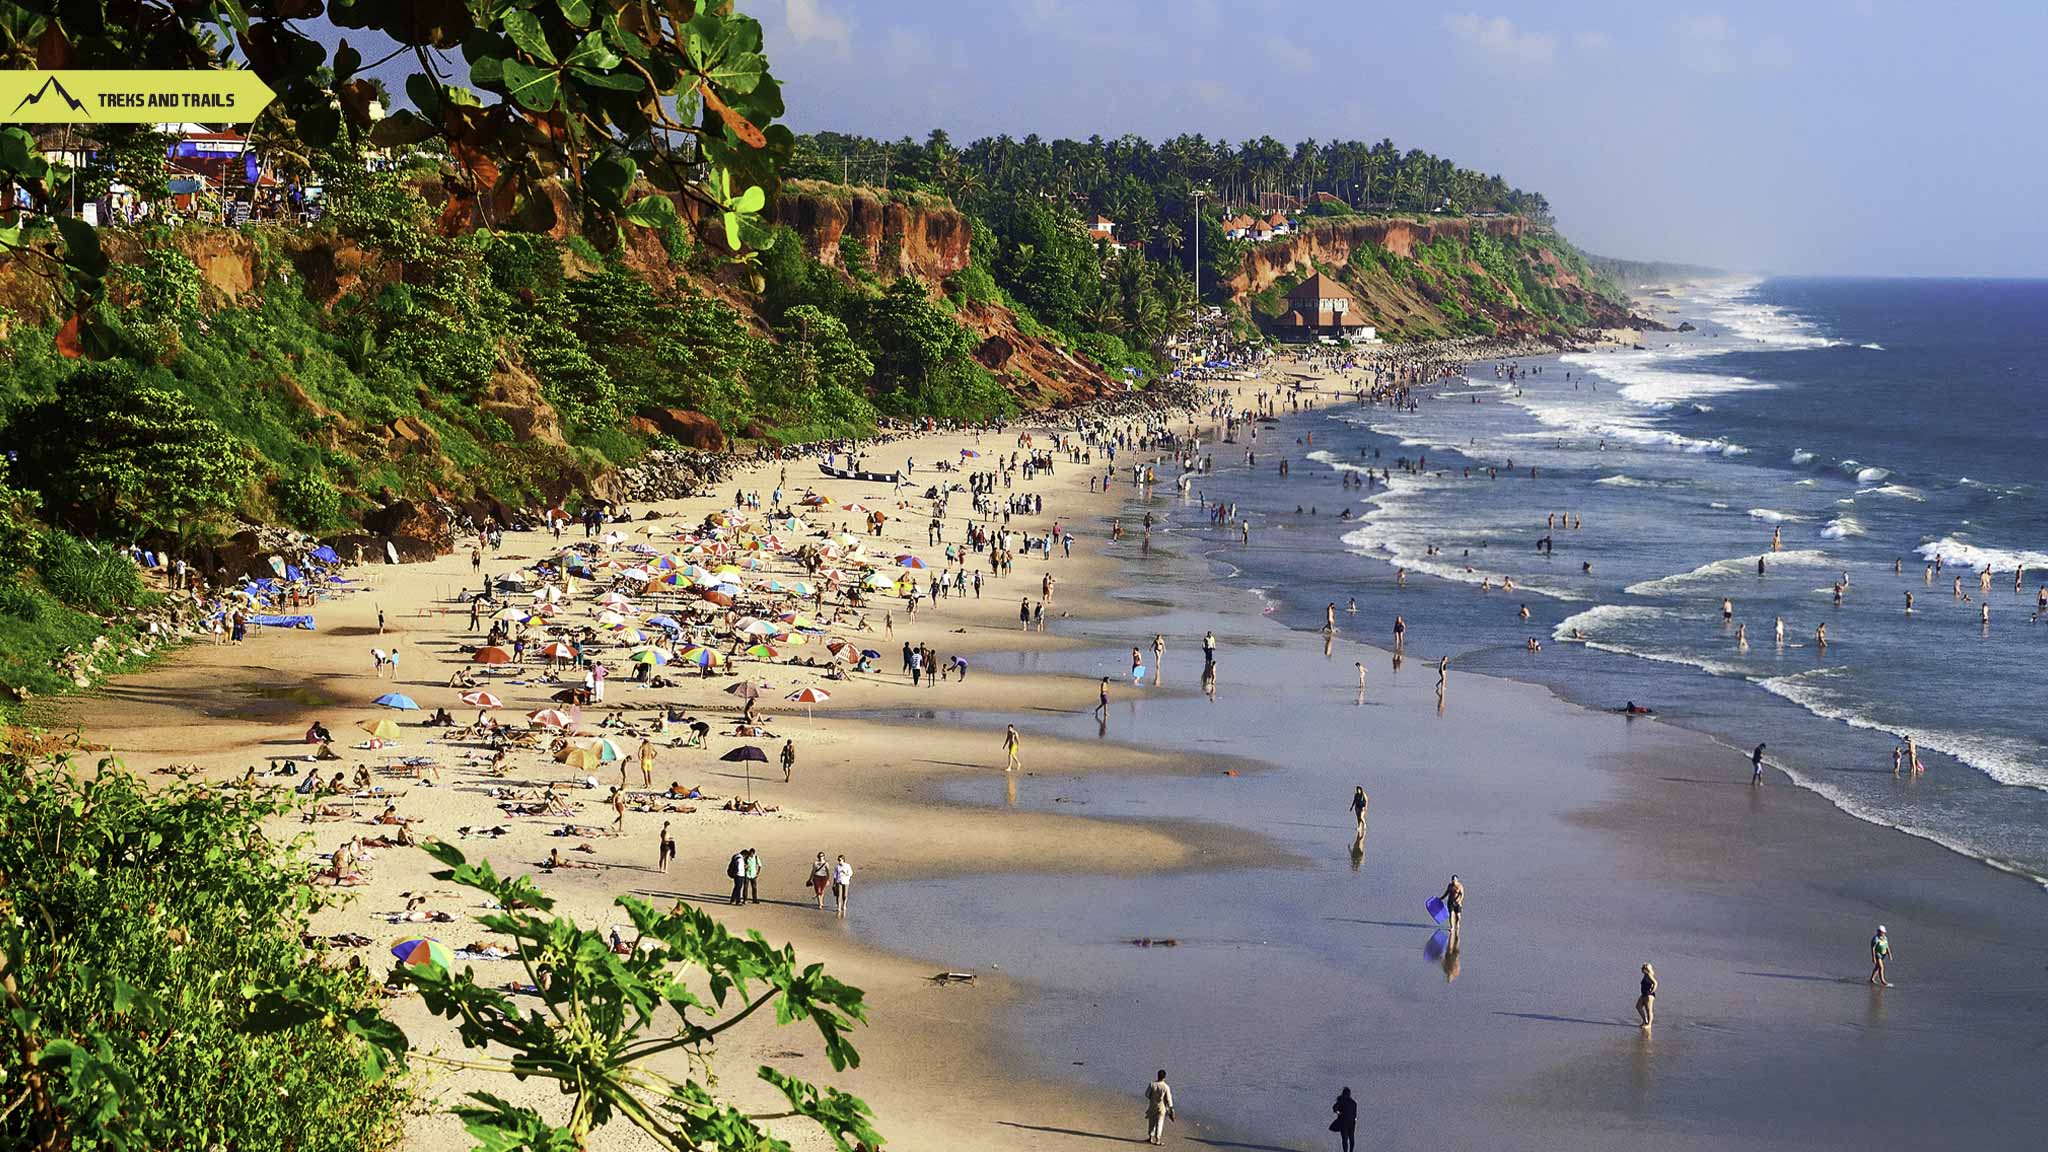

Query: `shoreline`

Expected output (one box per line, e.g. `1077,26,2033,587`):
49,356,2048,1149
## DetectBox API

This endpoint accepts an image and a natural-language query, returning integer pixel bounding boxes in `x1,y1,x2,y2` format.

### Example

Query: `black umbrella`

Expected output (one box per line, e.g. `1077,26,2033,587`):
721,744,768,800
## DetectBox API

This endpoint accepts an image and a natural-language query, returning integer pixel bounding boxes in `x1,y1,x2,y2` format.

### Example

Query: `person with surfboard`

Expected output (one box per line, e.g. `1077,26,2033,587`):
1440,875,1465,935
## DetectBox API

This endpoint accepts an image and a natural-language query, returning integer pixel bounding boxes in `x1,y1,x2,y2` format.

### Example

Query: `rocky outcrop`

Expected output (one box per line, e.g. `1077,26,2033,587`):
953,301,1120,408
630,407,726,451
362,499,455,554
478,358,568,449
1225,216,1527,299
774,185,972,282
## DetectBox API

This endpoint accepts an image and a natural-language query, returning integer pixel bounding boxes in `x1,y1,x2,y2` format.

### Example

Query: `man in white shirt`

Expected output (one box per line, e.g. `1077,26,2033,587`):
1144,1070,1175,1144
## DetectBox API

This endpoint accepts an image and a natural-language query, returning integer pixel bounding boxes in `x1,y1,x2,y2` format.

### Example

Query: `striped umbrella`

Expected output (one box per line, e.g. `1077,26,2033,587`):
743,644,780,659
787,686,830,716
678,646,725,668
527,708,576,729
628,647,672,665
459,690,502,709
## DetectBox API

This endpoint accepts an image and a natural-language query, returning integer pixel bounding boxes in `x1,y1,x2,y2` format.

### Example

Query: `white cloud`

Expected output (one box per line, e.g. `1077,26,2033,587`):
785,0,851,52
1444,14,1557,67
1574,29,1615,56
1266,34,1313,74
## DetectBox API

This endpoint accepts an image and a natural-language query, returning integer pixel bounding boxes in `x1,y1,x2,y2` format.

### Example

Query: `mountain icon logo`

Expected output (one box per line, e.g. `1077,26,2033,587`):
11,75,90,118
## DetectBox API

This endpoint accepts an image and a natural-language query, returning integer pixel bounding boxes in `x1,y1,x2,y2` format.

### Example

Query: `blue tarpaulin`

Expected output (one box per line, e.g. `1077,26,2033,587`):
311,545,340,564
248,614,315,630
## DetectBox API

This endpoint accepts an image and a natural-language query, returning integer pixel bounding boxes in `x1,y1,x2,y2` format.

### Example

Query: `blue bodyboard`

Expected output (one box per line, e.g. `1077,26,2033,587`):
1426,896,1450,925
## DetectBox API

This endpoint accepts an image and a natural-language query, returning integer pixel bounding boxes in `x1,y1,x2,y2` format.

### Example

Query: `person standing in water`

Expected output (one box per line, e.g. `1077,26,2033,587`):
1751,743,1767,786
1330,1087,1359,1152
1441,875,1465,934
1722,598,1734,624
1870,925,1894,986
1636,963,1658,1027
1392,616,1406,654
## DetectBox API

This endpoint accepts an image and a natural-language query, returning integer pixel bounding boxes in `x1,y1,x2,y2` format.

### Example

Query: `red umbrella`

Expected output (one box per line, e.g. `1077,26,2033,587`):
472,646,513,665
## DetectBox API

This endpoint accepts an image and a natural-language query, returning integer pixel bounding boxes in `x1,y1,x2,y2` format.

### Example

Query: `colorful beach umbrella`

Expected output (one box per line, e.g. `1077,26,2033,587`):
787,686,830,717
895,555,926,569
527,708,576,729
390,938,452,970
472,645,514,665
358,718,400,740
539,642,578,660
744,644,780,659
372,693,419,710
679,646,724,668
629,647,672,665
460,690,502,709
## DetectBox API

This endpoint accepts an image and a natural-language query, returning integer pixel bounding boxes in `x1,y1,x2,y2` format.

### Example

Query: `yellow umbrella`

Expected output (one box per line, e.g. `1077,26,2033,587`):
358,718,400,740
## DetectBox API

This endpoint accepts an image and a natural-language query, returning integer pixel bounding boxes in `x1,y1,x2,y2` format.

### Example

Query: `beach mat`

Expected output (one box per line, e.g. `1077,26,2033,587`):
1426,896,1449,926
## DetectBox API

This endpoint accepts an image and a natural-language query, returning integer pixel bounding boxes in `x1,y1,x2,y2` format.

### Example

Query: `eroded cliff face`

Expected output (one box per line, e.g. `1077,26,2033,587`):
774,190,972,282
1230,215,1646,340
1224,216,1527,298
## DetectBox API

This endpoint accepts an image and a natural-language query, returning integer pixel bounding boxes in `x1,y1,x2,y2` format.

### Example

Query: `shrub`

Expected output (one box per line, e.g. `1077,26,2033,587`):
275,472,344,530
0,753,412,1151
37,530,145,613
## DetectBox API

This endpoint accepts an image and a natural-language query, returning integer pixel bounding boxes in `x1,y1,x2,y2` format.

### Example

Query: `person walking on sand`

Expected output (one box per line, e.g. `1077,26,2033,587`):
1870,925,1893,986
1331,1087,1359,1152
1003,724,1021,771
610,786,626,832
1096,676,1111,718
656,821,674,872
1350,786,1369,838
1441,875,1465,934
1751,742,1767,786
639,738,657,789
1143,1070,1176,1145
780,738,796,783
1202,630,1217,668
832,854,853,918
744,847,761,904
1637,963,1658,1027
1020,598,1031,631
1393,615,1406,654
809,852,831,910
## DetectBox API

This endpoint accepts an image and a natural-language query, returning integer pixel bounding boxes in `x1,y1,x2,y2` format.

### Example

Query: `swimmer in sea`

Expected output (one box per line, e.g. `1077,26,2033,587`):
1518,604,1531,621
1722,598,1734,624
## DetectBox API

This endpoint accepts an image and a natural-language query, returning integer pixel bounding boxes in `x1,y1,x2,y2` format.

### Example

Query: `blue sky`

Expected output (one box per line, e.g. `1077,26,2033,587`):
750,1,2048,276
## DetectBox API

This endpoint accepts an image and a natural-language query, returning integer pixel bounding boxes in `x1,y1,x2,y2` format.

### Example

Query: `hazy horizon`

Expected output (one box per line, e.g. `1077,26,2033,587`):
757,0,2048,278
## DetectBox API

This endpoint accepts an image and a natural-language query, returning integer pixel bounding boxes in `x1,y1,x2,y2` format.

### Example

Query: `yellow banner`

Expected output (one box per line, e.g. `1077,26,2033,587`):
0,70,277,124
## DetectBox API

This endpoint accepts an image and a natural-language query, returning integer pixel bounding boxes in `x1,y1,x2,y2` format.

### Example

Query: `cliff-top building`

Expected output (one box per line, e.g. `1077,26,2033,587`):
1274,272,1376,341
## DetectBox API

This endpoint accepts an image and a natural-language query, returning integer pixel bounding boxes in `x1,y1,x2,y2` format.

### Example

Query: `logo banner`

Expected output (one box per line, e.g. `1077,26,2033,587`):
1,71,277,124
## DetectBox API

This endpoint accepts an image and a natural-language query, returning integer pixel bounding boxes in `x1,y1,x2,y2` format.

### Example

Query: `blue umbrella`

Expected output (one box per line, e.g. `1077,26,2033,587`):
646,614,682,630
372,693,419,710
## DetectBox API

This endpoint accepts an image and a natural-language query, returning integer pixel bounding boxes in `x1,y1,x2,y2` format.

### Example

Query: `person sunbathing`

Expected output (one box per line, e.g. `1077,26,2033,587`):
542,847,600,870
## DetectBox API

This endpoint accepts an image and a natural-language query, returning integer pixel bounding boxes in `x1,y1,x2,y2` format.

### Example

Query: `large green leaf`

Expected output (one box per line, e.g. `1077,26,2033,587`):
586,152,637,210
556,0,593,31
368,109,438,148
621,194,678,229
500,9,557,65
570,67,644,93
562,28,618,71
502,58,561,111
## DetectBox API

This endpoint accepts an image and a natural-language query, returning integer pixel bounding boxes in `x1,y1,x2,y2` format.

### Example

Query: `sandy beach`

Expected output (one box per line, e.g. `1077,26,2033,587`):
57,361,2048,1151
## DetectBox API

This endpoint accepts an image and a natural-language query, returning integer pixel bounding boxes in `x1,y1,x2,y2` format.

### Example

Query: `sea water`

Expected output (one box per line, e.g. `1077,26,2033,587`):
1257,276,2048,884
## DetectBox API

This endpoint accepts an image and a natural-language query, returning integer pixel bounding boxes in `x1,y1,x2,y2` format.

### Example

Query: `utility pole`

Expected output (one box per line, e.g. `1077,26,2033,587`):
1191,187,1206,310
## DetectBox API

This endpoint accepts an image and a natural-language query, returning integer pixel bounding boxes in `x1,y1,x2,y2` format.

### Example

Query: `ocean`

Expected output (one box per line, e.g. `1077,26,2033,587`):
841,288,2048,1149
1263,276,2048,884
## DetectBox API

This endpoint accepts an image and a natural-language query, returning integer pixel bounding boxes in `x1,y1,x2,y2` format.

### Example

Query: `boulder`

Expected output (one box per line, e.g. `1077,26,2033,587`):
636,407,726,452
973,333,1016,371
361,499,454,554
